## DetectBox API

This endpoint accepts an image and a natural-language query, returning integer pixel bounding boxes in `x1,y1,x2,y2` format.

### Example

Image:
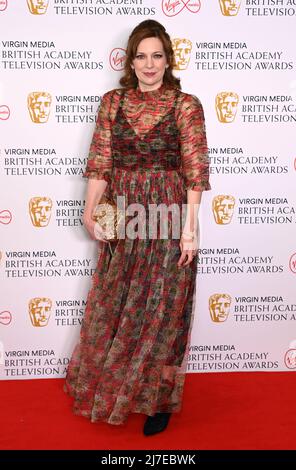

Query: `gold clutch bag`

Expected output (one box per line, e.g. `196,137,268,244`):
92,193,125,242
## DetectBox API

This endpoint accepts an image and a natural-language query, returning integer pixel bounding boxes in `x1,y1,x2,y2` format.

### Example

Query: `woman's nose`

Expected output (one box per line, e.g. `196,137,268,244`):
145,56,153,68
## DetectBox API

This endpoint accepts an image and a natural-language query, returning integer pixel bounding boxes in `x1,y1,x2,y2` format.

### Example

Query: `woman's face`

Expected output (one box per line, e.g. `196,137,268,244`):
132,37,168,92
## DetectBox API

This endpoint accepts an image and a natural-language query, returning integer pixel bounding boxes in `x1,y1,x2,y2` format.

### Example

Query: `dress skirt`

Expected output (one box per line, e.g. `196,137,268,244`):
64,166,198,425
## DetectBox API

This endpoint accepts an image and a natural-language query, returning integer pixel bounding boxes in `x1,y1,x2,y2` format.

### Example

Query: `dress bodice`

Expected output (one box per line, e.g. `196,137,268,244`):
111,85,182,172
83,81,211,193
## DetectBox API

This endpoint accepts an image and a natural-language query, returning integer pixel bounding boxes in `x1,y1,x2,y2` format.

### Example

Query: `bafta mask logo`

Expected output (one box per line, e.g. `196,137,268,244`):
27,0,49,15
0,209,12,224
219,0,241,16
209,294,231,322
216,92,239,123
212,195,235,225
0,105,10,120
29,197,52,227
27,92,52,123
172,38,192,70
0,0,8,12
109,48,126,71
289,253,296,273
0,311,12,325
29,297,52,327
162,0,201,17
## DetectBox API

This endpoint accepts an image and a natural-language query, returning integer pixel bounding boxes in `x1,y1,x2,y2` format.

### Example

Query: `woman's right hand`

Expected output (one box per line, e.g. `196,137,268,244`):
83,215,108,243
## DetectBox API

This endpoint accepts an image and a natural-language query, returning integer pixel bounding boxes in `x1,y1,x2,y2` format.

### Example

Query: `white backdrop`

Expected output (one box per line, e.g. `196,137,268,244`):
1,0,296,380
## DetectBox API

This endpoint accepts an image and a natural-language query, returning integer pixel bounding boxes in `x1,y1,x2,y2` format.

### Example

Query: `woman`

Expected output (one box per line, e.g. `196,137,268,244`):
64,19,211,436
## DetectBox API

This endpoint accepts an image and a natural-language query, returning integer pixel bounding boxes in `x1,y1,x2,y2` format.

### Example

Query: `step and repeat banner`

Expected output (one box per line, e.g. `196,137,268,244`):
0,1,296,380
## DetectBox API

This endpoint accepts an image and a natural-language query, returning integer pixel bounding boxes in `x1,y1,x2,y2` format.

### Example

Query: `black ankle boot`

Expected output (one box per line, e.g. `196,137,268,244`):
143,412,171,436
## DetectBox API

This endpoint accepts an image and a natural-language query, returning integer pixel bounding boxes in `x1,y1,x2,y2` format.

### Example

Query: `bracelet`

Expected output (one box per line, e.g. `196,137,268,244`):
181,234,194,241
182,231,196,240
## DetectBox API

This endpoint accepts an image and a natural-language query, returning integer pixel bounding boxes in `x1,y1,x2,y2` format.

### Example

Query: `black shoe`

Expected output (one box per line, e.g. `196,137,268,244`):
143,412,171,436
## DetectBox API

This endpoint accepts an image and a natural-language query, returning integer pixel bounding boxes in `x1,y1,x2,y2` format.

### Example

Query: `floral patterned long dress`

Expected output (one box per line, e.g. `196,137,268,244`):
64,82,211,425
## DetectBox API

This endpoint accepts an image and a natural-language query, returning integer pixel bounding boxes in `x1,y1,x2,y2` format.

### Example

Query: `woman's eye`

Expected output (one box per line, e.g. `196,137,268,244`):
135,54,163,59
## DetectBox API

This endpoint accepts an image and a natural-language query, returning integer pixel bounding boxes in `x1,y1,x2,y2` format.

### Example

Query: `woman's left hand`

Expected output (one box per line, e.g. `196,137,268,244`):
177,234,198,268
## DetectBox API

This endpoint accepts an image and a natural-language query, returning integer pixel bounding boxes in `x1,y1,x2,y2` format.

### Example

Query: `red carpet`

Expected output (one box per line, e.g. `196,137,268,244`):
0,372,295,450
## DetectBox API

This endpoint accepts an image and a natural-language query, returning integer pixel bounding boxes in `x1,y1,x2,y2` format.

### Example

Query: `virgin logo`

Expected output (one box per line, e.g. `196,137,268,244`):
289,253,296,273
0,210,12,224
109,48,126,71
0,105,10,120
0,0,8,12
284,349,296,369
162,0,201,17
0,311,12,326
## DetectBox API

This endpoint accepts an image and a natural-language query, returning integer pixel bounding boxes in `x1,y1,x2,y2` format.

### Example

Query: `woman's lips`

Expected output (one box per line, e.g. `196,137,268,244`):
143,72,156,77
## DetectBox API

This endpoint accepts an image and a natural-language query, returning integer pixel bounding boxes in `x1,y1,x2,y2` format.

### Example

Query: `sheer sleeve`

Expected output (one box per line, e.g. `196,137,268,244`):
177,94,211,192
82,90,114,183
